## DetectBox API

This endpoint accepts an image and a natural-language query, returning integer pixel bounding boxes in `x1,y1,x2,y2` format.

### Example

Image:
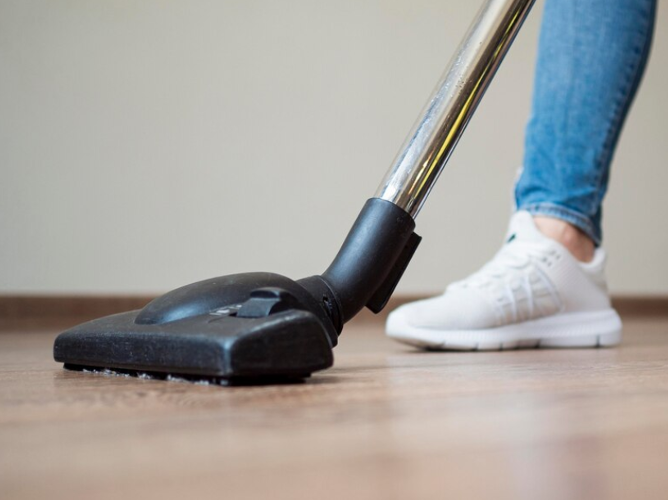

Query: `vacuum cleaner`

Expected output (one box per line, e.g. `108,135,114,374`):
54,0,536,384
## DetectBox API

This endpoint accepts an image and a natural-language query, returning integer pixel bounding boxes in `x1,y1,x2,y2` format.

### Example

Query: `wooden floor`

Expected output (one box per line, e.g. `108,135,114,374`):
1,314,668,500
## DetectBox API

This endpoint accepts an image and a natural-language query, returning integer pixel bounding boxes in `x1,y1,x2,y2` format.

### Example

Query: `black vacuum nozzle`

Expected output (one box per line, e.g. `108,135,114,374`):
54,273,338,383
54,198,421,384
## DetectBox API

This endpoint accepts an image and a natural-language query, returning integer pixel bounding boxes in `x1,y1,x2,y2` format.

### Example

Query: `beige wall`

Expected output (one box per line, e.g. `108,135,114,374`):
1,0,667,296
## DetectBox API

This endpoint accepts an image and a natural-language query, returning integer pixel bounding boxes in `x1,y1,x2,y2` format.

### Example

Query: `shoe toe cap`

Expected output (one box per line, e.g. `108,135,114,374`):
387,288,500,332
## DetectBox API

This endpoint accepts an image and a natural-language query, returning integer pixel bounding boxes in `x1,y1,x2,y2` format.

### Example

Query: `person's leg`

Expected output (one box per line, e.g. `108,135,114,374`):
386,0,657,350
517,0,657,248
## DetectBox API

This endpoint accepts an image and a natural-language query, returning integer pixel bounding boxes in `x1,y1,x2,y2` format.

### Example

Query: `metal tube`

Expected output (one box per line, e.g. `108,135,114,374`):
375,0,536,218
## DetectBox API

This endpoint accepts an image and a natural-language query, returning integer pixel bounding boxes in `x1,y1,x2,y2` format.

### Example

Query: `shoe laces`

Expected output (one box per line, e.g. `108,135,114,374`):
453,240,559,321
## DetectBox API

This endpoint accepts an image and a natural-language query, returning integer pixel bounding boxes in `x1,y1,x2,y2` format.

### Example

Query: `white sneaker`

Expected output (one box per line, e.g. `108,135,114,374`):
386,211,622,350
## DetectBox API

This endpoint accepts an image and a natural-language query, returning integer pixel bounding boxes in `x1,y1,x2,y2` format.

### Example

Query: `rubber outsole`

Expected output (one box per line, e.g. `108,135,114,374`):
386,309,622,351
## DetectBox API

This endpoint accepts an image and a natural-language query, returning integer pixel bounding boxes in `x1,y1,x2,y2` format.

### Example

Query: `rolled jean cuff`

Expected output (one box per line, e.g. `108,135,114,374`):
516,202,601,245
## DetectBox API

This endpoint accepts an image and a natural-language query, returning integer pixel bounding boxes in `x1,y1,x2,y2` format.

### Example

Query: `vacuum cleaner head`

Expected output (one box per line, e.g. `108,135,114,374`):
54,199,421,385
54,273,338,383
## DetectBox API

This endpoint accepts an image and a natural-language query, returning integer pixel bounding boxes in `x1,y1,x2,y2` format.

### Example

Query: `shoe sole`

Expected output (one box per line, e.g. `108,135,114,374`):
386,309,622,351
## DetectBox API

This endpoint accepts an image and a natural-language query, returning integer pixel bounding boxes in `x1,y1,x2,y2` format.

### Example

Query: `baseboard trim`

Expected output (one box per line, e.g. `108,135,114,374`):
0,295,154,329
1,293,666,329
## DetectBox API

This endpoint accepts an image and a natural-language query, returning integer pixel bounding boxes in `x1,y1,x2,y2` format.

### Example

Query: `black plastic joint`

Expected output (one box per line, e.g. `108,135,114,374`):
319,198,420,324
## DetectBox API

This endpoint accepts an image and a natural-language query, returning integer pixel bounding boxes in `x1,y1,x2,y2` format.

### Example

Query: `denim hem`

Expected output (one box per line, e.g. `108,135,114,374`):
517,203,601,246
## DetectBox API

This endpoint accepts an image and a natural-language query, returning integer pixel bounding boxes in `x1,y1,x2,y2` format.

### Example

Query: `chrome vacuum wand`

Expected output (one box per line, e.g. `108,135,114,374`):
377,0,536,218
321,0,536,324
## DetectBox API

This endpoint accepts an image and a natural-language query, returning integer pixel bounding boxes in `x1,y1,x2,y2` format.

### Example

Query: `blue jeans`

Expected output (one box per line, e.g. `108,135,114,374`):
515,0,656,245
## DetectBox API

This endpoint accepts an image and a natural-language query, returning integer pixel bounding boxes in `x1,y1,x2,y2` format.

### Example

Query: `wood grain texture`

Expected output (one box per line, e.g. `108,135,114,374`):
1,316,667,500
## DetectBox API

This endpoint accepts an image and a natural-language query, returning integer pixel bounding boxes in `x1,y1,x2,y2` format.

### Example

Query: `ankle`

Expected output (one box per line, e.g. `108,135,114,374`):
532,216,595,262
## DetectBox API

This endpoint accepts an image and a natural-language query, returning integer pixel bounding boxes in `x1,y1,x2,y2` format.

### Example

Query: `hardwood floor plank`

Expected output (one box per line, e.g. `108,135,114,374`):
1,316,667,500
